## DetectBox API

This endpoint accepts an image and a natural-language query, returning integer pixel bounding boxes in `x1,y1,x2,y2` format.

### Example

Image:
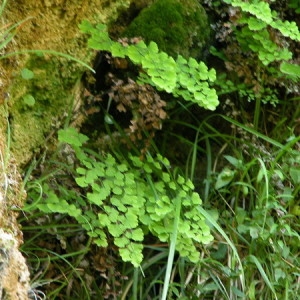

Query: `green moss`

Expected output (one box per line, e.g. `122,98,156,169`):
0,0,139,168
123,0,211,59
8,56,82,166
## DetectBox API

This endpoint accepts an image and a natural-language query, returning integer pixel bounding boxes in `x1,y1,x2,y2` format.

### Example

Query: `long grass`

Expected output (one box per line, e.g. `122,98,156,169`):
20,101,300,299
156,100,300,299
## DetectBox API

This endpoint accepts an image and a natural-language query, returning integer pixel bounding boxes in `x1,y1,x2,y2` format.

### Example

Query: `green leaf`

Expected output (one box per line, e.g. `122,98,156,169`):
117,164,128,172
87,190,109,205
162,172,171,183
150,74,175,93
23,94,35,106
102,179,113,190
127,41,148,63
94,237,108,247
215,168,236,189
108,223,123,237
178,190,187,198
232,0,272,23
177,175,185,185
291,205,300,216
122,194,136,206
36,203,51,213
110,197,127,212
289,167,300,184
119,243,143,267
185,179,194,190
95,23,108,32
131,228,144,241
280,62,300,78
207,68,216,82
176,55,187,66
154,181,165,193
161,195,171,204
130,155,143,167
21,68,34,80
111,43,126,58
178,221,190,234
79,20,99,33
75,176,88,188
247,17,266,30
88,36,112,51
232,286,246,298
112,186,123,195
106,154,116,166
144,163,152,173
76,167,86,175
256,168,264,183
123,212,138,229
249,226,259,239
148,41,159,54
168,181,176,190
224,155,243,168
198,61,208,75
114,236,130,247
85,169,99,183
114,177,125,187
105,166,116,177
188,57,198,68
155,203,173,216
191,192,202,205
178,72,192,87
47,200,69,214
58,127,89,146
98,213,110,226
103,113,113,124
104,206,119,222
68,205,81,217
211,243,227,260
271,19,300,41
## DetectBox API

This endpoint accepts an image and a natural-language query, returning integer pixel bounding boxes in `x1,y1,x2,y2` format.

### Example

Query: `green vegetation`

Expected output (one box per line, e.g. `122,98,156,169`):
228,0,300,66
0,0,298,299
80,20,218,110
123,0,211,58
27,127,213,268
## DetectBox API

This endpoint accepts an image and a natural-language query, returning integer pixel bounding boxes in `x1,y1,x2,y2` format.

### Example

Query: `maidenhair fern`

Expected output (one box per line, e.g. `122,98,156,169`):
79,20,219,111
236,26,292,65
225,0,300,66
28,127,213,267
230,0,300,40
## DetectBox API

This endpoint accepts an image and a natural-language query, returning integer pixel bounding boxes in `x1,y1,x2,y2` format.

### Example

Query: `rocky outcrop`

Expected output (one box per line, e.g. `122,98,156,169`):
0,0,131,298
0,0,213,297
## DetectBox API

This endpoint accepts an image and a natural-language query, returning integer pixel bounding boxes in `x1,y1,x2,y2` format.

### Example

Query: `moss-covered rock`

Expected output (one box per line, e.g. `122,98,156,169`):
0,0,134,167
123,0,211,59
7,55,80,165
0,1,134,298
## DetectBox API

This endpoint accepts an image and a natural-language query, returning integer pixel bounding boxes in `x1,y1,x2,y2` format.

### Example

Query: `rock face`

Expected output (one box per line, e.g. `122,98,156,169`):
0,134,29,299
1,0,131,167
0,0,131,298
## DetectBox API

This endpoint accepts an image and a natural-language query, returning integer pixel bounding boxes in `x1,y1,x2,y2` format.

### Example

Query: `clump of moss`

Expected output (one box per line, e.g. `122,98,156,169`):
123,0,211,59
8,55,82,166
